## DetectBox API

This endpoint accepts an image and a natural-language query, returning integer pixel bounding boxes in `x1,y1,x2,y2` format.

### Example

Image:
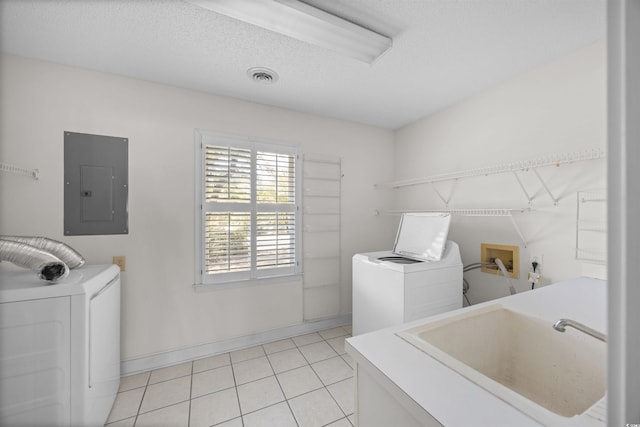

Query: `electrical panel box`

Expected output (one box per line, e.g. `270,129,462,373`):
64,132,128,235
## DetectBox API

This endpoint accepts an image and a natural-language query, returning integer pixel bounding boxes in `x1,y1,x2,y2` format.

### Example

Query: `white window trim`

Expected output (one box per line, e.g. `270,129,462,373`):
193,129,302,289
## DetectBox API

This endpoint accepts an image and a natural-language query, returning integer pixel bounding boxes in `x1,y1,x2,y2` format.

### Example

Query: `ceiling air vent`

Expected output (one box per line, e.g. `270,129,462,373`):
247,67,279,85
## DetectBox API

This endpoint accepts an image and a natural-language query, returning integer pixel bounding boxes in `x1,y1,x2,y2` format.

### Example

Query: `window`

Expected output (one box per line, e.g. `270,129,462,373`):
195,131,301,286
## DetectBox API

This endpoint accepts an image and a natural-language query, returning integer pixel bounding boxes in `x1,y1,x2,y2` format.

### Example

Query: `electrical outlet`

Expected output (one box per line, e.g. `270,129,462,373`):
113,256,126,272
527,271,541,284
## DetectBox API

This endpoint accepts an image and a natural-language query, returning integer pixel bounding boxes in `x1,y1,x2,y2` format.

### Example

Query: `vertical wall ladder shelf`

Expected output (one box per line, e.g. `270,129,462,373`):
302,153,342,321
575,190,607,264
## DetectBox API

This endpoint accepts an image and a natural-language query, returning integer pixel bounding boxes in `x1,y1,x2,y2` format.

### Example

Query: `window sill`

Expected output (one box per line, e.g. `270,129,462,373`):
193,273,303,292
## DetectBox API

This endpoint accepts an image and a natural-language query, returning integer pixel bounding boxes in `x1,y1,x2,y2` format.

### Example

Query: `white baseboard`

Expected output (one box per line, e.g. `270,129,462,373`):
120,314,352,376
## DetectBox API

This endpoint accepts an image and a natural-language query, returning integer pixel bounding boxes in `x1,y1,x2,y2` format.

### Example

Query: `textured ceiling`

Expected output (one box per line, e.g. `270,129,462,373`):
0,0,605,130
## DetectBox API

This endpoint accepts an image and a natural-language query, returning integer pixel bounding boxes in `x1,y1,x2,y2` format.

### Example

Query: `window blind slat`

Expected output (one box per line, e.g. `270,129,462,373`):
256,151,296,204
256,212,295,270
204,212,251,274
205,145,251,203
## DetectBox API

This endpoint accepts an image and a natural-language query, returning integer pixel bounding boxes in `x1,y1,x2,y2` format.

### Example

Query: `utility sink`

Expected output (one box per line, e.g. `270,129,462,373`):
397,305,606,425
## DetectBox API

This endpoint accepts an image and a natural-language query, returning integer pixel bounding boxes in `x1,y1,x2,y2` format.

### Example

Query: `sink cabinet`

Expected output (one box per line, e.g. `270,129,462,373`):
345,277,606,427
354,356,441,427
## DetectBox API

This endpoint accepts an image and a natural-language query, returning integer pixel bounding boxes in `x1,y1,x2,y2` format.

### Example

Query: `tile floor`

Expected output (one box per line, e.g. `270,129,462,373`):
105,325,355,427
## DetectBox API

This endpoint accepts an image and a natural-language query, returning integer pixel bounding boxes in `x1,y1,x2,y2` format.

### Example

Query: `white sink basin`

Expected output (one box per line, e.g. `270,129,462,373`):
397,305,606,425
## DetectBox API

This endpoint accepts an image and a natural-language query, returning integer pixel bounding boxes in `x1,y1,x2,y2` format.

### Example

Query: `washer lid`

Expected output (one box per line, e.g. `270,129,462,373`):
376,256,423,264
392,213,451,262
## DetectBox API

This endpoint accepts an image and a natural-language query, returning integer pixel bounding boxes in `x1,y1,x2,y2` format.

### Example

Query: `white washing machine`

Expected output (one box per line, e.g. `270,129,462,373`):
352,240,463,335
0,264,121,427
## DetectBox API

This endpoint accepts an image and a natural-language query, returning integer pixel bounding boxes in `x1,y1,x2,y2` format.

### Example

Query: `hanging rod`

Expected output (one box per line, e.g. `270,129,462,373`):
0,162,39,180
377,148,605,189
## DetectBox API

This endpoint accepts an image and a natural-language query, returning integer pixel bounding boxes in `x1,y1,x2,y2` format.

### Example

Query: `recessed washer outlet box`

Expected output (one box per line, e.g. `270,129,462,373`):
481,243,519,279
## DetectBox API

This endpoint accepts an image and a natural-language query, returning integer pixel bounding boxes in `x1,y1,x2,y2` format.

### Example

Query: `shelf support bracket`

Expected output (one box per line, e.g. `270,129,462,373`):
512,171,534,206
508,214,528,248
431,179,458,208
533,169,559,206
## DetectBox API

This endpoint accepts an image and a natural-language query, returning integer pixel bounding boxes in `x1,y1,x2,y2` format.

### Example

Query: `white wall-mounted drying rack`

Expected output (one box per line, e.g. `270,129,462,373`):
0,162,39,180
377,148,606,207
377,149,606,248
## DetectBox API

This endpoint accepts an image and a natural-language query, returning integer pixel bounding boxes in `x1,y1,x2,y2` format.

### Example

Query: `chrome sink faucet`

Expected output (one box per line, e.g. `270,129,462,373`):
553,318,606,342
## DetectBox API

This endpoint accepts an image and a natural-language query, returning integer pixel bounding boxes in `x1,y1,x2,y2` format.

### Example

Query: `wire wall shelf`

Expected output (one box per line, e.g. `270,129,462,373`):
375,149,606,251
0,162,39,180
377,148,605,189
385,208,531,217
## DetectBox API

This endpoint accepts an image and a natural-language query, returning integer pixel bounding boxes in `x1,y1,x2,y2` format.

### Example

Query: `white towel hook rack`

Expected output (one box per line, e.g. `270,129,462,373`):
0,162,39,180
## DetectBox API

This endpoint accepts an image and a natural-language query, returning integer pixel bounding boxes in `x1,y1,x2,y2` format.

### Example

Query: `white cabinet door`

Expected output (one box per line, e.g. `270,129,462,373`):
0,297,71,426
86,276,120,426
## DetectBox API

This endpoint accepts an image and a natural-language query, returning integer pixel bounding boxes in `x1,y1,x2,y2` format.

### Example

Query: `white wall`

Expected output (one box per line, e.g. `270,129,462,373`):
0,54,397,362
0,40,607,362
393,42,607,304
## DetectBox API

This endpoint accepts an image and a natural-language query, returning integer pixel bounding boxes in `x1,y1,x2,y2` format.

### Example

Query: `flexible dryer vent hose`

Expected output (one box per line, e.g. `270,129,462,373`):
0,239,69,282
0,235,85,269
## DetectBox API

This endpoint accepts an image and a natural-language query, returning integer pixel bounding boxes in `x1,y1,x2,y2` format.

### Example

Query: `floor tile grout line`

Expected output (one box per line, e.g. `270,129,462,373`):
130,364,195,423
311,361,354,387
145,372,193,387
319,383,348,427
190,383,238,400
131,370,151,426
134,397,192,417
261,353,301,427
323,381,350,425
310,336,354,423
135,368,193,416
326,377,355,417
228,355,245,427
295,338,340,366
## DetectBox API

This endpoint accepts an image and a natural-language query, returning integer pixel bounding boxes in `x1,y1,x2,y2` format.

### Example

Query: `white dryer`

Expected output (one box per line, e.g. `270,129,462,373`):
353,241,463,335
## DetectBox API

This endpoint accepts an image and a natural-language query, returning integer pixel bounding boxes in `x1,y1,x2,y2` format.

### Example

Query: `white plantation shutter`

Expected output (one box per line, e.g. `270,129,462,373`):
255,151,297,271
256,151,296,204
205,146,251,203
196,131,300,285
256,212,296,269
204,212,251,274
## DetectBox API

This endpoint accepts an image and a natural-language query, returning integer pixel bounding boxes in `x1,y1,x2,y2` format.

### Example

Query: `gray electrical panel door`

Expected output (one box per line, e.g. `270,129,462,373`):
64,132,128,235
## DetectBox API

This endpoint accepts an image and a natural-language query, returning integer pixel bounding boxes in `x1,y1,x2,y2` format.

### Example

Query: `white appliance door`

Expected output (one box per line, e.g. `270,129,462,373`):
86,275,120,425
